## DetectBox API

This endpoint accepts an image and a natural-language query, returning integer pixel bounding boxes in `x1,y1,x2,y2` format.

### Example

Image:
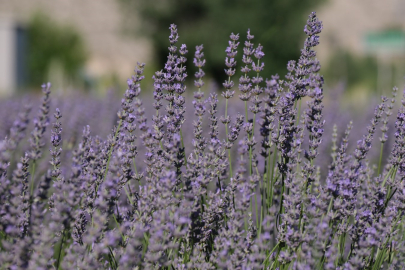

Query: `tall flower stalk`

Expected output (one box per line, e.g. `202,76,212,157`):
28,83,51,196
221,32,239,178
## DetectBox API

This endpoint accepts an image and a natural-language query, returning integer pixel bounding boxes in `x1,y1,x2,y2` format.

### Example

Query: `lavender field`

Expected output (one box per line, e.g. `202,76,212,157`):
1,12,405,269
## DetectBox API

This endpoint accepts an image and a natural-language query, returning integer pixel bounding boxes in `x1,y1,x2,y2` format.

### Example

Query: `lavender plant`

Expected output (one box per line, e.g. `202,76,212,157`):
1,12,405,270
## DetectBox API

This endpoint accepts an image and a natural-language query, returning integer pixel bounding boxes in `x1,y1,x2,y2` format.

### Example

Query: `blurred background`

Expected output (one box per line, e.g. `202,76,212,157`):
1,0,405,102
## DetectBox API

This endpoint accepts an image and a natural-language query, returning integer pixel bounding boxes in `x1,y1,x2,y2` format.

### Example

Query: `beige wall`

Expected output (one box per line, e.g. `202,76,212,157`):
317,0,405,63
0,18,16,95
0,0,152,84
2,0,405,93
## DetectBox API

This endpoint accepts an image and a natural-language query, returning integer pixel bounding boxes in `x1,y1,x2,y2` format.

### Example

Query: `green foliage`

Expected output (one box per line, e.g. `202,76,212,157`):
26,13,87,87
324,50,379,92
120,0,324,82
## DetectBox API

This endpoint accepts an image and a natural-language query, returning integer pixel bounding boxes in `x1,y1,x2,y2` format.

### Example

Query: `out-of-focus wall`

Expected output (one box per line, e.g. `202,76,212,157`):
0,0,152,94
318,0,405,62
0,18,15,95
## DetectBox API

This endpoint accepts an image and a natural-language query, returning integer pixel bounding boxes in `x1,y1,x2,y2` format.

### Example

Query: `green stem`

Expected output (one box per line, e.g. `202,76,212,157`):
245,101,248,123
258,165,264,235
382,166,395,187
104,120,122,182
29,161,36,196
262,243,280,267
180,128,187,167
279,157,289,216
254,189,259,228
108,246,118,270
266,142,272,209
123,185,134,205
225,99,233,178
296,99,302,126
269,244,282,269
269,147,278,208
112,214,125,241
132,157,138,175
55,230,65,270
377,142,384,176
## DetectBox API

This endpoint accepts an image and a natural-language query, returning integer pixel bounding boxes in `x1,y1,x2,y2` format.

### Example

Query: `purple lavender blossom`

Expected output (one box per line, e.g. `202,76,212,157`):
0,11,404,270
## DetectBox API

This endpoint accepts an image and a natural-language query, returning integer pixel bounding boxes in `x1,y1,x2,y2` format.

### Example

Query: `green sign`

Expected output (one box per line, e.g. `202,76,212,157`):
365,30,405,55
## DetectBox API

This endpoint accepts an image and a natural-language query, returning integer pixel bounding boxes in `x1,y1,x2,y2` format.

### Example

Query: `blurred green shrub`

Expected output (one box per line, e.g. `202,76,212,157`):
26,13,87,88
324,49,378,93
119,0,324,82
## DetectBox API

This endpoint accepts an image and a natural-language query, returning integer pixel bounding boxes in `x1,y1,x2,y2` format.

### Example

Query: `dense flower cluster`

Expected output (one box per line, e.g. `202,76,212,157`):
1,12,405,269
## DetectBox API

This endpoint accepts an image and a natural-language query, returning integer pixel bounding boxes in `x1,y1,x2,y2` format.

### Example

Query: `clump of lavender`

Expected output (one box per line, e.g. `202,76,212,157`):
1,11,405,270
